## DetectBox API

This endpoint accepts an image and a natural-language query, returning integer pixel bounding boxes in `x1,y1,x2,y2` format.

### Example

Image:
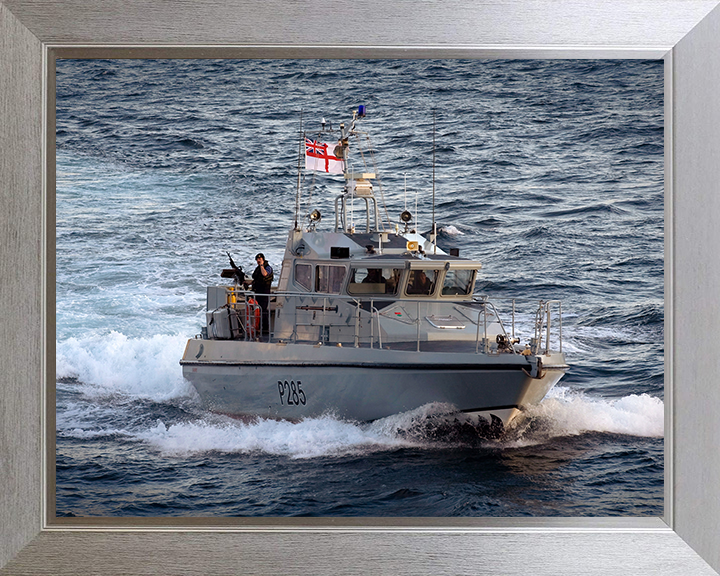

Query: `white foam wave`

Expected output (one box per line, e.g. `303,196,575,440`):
56,340,663,458
133,415,412,459
67,388,661,459
57,387,663,459
440,225,464,236
510,386,664,442
56,332,195,401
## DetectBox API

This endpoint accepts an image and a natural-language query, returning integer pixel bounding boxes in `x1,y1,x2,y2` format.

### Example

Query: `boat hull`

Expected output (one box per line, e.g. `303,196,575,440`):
181,339,567,426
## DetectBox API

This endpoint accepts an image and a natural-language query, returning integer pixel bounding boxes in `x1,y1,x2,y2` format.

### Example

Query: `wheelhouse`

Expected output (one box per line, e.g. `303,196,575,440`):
288,257,480,300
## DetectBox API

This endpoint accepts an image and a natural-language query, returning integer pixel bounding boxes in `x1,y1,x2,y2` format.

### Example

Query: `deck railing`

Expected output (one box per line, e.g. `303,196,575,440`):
216,286,563,356
532,299,563,356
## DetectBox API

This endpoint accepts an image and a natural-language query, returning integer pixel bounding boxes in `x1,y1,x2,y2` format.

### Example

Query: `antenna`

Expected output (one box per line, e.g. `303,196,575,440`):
294,110,304,231
404,172,407,211
432,109,437,254
415,189,419,234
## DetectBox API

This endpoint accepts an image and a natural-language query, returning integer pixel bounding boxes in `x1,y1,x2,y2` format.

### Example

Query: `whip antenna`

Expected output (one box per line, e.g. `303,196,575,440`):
294,110,304,230
432,109,437,254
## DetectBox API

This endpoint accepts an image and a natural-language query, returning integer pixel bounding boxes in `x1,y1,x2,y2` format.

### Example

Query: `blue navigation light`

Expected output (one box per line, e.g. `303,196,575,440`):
358,105,366,117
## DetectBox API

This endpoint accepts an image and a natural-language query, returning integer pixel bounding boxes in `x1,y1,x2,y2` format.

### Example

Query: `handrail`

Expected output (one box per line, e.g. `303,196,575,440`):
220,288,263,342
212,286,563,355
224,284,553,307
416,301,421,352
370,298,382,349
542,300,562,355
530,300,563,356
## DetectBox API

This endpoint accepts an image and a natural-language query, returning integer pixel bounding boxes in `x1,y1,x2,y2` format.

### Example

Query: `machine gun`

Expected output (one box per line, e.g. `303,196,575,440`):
220,251,246,285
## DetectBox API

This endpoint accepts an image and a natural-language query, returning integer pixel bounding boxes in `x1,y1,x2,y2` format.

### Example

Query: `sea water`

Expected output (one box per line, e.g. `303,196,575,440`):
56,59,663,517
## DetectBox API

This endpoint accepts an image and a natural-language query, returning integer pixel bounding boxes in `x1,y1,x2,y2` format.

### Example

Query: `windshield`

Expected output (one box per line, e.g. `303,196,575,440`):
347,267,402,295
441,269,475,296
405,269,438,296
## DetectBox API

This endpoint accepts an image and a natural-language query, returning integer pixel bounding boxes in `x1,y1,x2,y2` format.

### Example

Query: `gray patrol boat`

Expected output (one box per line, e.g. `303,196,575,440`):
181,107,569,429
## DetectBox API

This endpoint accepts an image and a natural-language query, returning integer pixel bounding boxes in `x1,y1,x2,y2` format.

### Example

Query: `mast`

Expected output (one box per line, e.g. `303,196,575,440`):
294,110,304,231
432,108,437,254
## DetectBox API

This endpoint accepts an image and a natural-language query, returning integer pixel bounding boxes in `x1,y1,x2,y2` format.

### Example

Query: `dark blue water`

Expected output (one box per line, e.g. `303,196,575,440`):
55,59,664,517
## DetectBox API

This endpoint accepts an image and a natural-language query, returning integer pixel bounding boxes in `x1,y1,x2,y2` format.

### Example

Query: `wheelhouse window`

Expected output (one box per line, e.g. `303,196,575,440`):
405,269,438,296
441,269,475,296
316,265,346,294
294,263,312,291
347,267,402,295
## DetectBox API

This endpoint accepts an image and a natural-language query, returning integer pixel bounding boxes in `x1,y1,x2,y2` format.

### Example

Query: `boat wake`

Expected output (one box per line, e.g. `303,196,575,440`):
366,386,663,449
56,333,662,459
57,386,663,460
57,332,194,401
505,386,664,444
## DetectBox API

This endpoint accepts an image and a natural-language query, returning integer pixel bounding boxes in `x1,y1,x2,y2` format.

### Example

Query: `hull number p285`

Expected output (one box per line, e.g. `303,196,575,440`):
278,380,307,405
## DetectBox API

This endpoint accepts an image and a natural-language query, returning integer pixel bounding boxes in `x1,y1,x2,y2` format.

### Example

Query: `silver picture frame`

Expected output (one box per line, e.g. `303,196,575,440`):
2,1,720,574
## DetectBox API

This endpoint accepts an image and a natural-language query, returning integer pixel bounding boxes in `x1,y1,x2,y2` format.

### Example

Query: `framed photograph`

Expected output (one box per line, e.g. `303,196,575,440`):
2,1,720,574
52,57,665,520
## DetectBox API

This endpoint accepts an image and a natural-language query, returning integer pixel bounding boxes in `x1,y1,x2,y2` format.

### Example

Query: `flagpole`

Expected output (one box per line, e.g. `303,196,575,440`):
294,110,303,231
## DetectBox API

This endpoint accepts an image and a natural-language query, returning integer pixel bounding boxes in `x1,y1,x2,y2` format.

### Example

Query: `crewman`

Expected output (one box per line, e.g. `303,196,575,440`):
250,253,273,333
407,270,433,295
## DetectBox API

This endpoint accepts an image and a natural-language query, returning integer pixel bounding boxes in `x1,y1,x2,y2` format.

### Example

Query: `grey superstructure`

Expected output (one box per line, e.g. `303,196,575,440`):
181,107,568,429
